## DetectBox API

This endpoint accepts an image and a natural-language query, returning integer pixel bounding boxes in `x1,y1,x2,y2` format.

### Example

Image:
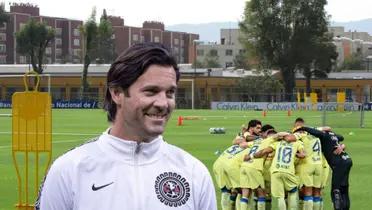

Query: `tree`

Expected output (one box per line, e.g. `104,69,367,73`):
203,49,220,68
96,9,115,64
301,35,337,94
237,70,283,102
0,3,9,28
80,8,98,99
80,8,116,99
233,51,250,69
192,59,204,68
291,0,337,95
16,19,55,74
341,52,364,70
240,0,333,101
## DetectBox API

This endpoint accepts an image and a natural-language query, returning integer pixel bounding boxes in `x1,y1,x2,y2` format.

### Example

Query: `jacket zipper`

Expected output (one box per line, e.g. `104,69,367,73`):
134,142,141,209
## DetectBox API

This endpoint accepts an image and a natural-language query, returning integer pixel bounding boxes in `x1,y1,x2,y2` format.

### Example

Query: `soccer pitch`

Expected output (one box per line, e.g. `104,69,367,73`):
0,109,371,209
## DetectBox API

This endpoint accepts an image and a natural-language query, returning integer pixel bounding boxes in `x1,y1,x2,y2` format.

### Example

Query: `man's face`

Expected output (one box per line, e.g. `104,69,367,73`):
111,64,177,141
249,124,262,136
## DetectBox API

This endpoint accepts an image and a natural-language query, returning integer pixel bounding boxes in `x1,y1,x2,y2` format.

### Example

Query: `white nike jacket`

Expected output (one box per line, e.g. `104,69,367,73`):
36,130,217,210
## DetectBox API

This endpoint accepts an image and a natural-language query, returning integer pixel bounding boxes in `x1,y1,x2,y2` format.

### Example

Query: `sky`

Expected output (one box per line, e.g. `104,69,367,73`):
4,0,372,26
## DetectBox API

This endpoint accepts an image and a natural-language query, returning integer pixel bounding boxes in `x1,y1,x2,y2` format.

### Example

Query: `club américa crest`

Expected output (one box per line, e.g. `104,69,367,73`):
155,172,190,207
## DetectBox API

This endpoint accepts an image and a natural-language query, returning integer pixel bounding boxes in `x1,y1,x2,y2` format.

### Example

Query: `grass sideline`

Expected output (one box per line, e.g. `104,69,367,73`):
0,109,371,209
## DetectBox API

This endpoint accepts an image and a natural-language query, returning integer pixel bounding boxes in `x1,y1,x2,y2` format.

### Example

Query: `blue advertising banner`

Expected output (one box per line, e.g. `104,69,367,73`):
0,100,101,109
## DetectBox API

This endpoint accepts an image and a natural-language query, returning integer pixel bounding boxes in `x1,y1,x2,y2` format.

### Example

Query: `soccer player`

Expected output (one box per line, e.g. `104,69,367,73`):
233,119,262,145
36,43,217,210
293,118,324,210
294,126,352,210
239,125,279,210
213,136,247,210
246,134,305,210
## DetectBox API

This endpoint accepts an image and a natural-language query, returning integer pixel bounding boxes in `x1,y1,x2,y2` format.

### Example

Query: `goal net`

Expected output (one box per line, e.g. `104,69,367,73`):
321,102,366,128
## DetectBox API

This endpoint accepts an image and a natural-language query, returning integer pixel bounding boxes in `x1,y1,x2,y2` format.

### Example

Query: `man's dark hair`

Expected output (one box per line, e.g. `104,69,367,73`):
261,124,274,133
247,119,262,129
103,43,180,122
295,117,305,123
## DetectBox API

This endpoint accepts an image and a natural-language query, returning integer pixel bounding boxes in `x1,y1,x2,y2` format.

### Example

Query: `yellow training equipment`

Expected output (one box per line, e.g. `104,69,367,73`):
12,71,52,210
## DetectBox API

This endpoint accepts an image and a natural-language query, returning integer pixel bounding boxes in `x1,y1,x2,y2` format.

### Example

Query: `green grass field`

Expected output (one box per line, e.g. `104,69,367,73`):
0,109,371,209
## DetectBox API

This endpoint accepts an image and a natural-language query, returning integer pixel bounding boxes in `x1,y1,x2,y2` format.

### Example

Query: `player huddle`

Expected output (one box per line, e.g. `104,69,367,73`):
213,118,351,210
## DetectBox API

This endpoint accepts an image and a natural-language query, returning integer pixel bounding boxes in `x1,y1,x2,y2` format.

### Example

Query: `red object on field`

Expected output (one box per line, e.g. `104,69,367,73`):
263,110,267,117
177,116,183,126
287,109,292,116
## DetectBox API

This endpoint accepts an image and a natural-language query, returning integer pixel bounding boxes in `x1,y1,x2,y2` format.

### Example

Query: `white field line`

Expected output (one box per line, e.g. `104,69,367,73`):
0,132,99,136
188,115,322,118
0,132,99,149
0,138,95,149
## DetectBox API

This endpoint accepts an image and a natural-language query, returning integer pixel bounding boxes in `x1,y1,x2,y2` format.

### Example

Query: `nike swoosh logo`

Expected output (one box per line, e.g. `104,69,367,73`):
92,182,114,191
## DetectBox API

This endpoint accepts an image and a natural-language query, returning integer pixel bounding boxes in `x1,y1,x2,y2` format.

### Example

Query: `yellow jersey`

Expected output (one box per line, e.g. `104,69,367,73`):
270,140,304,174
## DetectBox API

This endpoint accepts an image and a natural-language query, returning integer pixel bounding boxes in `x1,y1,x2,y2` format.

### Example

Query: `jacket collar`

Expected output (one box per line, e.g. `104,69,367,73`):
97,128,164,165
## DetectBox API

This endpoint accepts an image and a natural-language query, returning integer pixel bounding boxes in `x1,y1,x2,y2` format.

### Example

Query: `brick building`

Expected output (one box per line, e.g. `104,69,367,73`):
1,4,199,65
108,17,199,63
2,3,83,64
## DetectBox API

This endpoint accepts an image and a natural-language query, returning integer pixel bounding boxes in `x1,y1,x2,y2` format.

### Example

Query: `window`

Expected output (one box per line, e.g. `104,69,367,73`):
55,28,62,36
198,88,206,100
221,88,231,101
19,23,26,30
173,47,179,54
73,49,81,56
225,62,233,67
19,56,27,64
0,33,6,41
73,28,80,36
141,35,144,42
55,38,62,45
209,49,218,56
55,48,62,56
45,47,52,55
211,88,218,101
133,34,139,41
239,49,246,54
181,39,184,46
225,49,233,56
70,87,80,100
174,38,179,45
0,55,6,63
0,23,6,30
0,44,5,53
73,38,80,46
154,36,160,43
50,87,66,100
197,49,204,56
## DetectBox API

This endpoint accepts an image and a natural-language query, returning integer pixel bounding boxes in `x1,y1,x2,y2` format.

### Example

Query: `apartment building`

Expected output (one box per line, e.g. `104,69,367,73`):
2,3,83,64
195,28,245,68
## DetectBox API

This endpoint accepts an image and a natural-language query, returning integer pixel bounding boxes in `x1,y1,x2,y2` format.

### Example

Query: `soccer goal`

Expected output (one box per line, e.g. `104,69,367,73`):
321,102,365,128
176,78,195,109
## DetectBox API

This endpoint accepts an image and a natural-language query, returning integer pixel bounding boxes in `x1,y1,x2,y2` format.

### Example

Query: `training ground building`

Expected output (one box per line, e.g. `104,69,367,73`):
0,64,371,109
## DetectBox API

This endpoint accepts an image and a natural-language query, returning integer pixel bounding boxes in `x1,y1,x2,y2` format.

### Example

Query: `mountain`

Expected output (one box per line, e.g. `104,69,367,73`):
166,22,239,42
331,19,372,35
166,19,372,42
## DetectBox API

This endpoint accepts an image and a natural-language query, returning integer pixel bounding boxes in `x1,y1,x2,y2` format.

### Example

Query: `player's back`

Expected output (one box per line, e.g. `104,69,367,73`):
270,140,303,175
302,135,322,165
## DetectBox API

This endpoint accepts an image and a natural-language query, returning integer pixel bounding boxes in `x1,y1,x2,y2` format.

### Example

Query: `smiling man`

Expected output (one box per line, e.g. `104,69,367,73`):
36,43,217,210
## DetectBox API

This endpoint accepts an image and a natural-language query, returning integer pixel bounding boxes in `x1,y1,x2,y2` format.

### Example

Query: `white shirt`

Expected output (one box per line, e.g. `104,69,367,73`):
36,130,217,210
